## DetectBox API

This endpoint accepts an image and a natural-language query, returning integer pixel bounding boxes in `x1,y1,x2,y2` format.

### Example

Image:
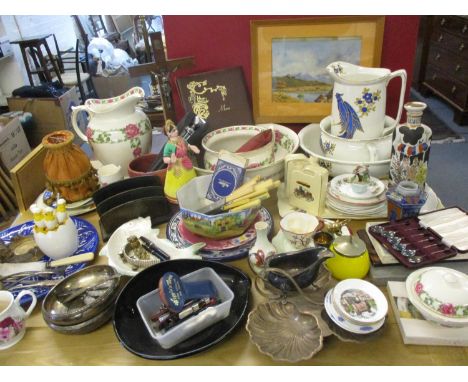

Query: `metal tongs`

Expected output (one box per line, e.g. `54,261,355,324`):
0,267,67,291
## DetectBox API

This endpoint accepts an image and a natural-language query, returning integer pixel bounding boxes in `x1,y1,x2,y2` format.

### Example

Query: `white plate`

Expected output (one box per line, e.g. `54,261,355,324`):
332,279,388,324
35,190,95,216
326,199,386,216
330,174,386,201
327,186,387,206
326,195,386,212
324,289,385,334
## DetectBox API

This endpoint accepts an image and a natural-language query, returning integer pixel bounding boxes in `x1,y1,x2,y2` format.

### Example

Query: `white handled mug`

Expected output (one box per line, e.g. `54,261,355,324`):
97,164,123,186
0,290,37,350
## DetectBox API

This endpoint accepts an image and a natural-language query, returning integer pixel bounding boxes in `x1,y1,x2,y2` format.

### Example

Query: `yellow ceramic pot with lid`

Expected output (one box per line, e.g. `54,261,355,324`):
326,235,370,280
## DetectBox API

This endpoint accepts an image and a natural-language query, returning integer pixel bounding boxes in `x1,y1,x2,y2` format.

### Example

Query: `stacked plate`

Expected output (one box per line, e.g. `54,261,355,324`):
42,265,121,334
324,279,388,335
326,174,387,217
406,267,468,328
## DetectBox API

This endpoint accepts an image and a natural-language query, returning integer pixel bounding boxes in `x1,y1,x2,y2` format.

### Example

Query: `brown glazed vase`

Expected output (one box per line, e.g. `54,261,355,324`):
42,130,99,202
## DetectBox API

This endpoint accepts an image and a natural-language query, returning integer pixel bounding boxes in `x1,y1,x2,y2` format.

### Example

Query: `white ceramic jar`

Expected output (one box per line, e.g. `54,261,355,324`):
71,87,152,176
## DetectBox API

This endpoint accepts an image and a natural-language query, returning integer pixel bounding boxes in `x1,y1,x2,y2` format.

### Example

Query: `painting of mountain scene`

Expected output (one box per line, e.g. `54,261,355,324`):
272,37,361,103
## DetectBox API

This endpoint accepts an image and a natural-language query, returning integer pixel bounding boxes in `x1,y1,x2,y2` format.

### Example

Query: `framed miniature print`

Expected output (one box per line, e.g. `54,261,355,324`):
251,16,385,123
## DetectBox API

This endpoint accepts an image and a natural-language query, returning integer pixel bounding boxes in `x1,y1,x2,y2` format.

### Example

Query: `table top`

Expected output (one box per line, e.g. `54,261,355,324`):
10,34,53,45
1,198,467,366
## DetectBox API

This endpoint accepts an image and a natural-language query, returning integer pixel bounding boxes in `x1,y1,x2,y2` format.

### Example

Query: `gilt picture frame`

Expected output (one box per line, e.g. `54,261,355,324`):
251,16,385,123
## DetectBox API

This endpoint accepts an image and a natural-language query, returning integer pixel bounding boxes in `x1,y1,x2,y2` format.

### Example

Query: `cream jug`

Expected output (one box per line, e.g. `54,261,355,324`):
326,61,407,140
71,87,152,175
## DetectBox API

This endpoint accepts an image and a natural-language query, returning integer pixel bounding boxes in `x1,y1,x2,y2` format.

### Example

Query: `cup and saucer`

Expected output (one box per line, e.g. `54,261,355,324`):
272,212,323,252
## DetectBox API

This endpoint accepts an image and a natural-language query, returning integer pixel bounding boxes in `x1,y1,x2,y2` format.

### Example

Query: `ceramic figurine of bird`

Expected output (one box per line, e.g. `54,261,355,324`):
335,93,364,139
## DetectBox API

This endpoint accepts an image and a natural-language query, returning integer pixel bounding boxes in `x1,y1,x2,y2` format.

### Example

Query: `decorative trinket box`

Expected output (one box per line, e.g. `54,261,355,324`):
386,181,427,221
285,155,328,215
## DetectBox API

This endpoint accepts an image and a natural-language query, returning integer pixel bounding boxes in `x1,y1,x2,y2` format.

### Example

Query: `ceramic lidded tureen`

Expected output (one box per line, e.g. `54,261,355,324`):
406,267,468,327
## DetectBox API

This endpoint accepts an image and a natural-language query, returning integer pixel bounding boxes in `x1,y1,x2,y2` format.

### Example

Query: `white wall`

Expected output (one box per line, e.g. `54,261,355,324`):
0,15,76,104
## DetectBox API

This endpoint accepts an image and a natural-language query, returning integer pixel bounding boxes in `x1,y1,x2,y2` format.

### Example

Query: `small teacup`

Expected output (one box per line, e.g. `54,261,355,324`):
351,183,368,194
280,212,323,249
0,290,37,350
97,164,123,187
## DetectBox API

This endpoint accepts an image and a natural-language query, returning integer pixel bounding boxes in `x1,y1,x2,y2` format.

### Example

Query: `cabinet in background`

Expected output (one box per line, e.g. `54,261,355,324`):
413,16,468,125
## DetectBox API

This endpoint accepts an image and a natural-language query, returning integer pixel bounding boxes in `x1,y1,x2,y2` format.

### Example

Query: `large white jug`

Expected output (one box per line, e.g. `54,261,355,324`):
71,87,152,175
326,61,407,140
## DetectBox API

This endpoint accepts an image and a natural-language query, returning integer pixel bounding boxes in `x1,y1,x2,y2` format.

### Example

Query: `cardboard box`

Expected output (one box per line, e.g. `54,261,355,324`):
7,86,86,148
0,116,31,170
92,75,142,98
0,38,12,57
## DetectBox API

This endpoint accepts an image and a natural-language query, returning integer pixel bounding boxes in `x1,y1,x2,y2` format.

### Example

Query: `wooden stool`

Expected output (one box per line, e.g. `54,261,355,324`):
11,34,63,86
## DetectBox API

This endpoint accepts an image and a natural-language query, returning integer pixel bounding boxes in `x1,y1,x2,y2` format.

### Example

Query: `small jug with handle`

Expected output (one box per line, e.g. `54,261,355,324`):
326,61,407,140
71,87,152,175
0,290,37,350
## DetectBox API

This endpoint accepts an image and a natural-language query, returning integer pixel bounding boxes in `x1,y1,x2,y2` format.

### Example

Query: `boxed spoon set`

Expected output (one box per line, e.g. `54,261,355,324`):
369,207,467,268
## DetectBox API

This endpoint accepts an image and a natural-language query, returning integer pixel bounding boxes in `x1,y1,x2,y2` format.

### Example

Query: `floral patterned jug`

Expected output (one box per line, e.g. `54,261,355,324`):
326,61,407,140
71,87,152,175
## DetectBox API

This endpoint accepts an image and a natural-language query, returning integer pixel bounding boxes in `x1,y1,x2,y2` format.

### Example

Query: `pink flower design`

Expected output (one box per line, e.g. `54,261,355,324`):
133,147,142,158
85,127,93,140
274,130,282,143
0,327,11,340
415,281,423,295
125,124,140,139
439,303,456,316
108,99,114,103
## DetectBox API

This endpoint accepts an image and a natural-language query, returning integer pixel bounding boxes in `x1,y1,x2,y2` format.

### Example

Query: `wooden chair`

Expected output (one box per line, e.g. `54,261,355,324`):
52,37,96,101
11,34,63,86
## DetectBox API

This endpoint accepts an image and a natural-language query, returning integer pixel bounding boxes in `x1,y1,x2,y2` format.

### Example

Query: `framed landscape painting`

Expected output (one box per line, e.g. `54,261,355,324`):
251,16,385,123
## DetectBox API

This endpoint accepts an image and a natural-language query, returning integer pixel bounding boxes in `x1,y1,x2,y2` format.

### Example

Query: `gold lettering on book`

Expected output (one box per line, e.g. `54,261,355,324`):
186,80,227,119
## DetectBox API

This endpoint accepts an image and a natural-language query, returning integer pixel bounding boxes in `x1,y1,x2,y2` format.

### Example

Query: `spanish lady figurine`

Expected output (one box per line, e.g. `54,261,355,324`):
163,119,200,204
390,102,432,188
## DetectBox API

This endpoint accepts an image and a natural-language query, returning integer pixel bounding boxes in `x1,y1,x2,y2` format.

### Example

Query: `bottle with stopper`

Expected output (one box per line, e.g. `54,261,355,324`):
389,102,432,188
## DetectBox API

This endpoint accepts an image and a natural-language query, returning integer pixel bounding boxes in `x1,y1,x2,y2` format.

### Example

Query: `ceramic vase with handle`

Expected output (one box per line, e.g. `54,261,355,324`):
71,87,152,176
326,61,407,140
249,221,276,274
389,102,432,187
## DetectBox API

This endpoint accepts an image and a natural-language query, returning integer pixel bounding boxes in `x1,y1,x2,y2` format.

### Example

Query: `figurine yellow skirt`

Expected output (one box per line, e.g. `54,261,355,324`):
164,165,197,204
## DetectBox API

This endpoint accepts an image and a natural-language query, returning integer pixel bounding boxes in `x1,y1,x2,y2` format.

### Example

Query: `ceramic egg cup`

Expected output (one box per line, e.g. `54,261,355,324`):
33,218,79,260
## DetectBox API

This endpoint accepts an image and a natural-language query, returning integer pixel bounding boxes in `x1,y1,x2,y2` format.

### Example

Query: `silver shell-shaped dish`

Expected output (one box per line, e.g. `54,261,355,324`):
246,301,323,362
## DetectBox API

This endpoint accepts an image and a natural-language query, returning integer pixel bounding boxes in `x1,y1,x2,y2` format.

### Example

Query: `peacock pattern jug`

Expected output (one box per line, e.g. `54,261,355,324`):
71,87,152,175
326,61,407,140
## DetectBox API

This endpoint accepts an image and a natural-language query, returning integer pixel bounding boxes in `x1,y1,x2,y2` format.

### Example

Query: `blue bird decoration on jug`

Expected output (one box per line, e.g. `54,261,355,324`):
335,93,364,139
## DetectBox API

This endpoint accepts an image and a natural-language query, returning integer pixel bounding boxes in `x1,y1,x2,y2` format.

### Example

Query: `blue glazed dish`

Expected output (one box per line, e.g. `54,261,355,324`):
0,217,99,301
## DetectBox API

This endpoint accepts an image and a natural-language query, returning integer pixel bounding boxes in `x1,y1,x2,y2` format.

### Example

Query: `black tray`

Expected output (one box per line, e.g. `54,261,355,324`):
112,259,250,360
